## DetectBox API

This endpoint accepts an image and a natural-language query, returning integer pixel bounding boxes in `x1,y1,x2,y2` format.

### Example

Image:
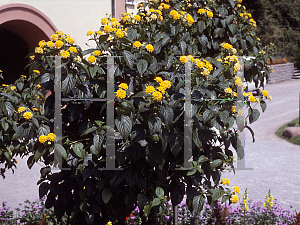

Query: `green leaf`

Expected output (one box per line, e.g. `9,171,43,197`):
115,115,132,140
27,155,34,169
4,102,14,117
153,41,162,54
148,116,161,135
221,195,230,204
137,59,148,75
4,151,11,163
241,39,247,50
17,82,24,91
102,187,112,204
187,168,197,176
122,50,135,70
72,142,85,159
212,188,225,201
155,187,164,198
197,21,206,33
226,15,235,25
203,109,214,123
249,108,260,124
31,117,39,129
126,28,137,41
0,93,15,103
152,198,161,207
210,159,222,169
219,110,229,125
55,144,67,160
193,194,205,216
192,129,202,149
198,155,209,164
82,127,97,136
62,74,76,96
180,41,187,54
260,100,267,112
229,36,237,44
228,24,236,35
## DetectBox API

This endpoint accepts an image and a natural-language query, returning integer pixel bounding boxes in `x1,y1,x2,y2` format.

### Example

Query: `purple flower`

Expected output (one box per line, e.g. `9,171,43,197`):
17,219,20,224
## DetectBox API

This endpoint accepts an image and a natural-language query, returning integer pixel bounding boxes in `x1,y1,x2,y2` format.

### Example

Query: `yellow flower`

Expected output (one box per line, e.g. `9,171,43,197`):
145,86,155,94
107,222,112,225
164,4,170,9
161,80,171,89
23,112,33,119
56,31,64,36
198,9,206,14
39,40,46,48
221,178,230,186
187,55,194,62
69,47,77,53
186,14,194,25
158,5,163,10
133,41,142,48
155,10,162,15
152,91,162,101
173,14,180,20
119,83,128,90
65,37,74,45
51,34,59,41
202,69,210,77
87,31,94,36
32,107,39,112
101,18,110,25
197,60,205,69
75,56,81,62
231,106,237,113
55,40,63,49
151,14,157,20
146,44,154,53
18,107,26,113
35,47,43,54
116,89,126,99
33,70,40,74
96,31,103,35
232,186,240,194
262,90,268,97
93,50,102,56
223,43,233,50
36,84,41,88
157,86,165,95
235,77,243,87
237,4,242,7
170,10,178,17
154,77,163,83
46,41,54,48
180,56,188,64
230,195,239,204
133,15,141,22
234,63,241,72
207,11,213,18
104,25,112,33
39,135,48,144
225,88,233,94
88,55,96,64
47,133,56,141
29,55,35,60
10,86,16,91
249,95,255,103
61,51,70,59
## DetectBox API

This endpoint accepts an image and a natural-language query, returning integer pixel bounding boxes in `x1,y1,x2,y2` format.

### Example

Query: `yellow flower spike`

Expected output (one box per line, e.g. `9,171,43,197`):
23,112,33,120
116,89,126,99
39,135,48,144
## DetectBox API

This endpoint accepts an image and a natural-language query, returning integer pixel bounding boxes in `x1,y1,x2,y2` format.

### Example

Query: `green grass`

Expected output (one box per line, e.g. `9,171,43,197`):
275,117,300,146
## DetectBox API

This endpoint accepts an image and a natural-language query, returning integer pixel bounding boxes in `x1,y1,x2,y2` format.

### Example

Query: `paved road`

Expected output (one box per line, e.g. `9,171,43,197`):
1,78,300,214
223,78,300,213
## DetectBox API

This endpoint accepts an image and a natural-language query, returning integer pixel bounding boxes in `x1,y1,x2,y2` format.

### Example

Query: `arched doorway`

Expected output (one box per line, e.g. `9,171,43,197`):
0,3,58,84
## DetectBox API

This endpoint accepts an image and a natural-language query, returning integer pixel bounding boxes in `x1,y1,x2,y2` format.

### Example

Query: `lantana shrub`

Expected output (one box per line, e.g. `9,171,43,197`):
0,0,275,224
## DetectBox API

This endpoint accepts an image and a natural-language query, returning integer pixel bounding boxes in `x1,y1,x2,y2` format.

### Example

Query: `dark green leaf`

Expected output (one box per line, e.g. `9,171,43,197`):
219,110,229,125
155,187,164,198
193,194,205,216
122,50,135,70
17,82,24,91
102,187,112,204
197,21,206,33
241,39,247,50
236,116,244,132
148,116,161,135
212,188,225,201
260,100,267,112
180,41,187,54
203,109,214,123
62,74,76,96
152,198,161,207
249,108,260,124
55,144,67,160
115,115,132,140
210,159,222,169
137,59,148,75
72,142,85,159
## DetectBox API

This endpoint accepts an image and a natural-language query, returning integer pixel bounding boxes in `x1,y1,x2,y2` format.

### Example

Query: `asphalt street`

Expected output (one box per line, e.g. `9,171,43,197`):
0,78,300,215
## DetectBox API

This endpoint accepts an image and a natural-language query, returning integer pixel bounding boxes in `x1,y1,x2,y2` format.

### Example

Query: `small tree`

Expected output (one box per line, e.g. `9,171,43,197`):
1,0,273,224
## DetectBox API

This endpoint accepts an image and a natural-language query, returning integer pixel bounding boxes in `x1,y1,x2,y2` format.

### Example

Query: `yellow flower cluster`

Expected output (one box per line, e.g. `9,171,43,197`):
38,133,56,144
230,195,239,204
221,178,230,186
234,76,243,87
231,106,237,113
115,82,128,99
232,186,240,194
170,10,180,20
197,9,213,18
221,43,234,50
145,77,171,101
